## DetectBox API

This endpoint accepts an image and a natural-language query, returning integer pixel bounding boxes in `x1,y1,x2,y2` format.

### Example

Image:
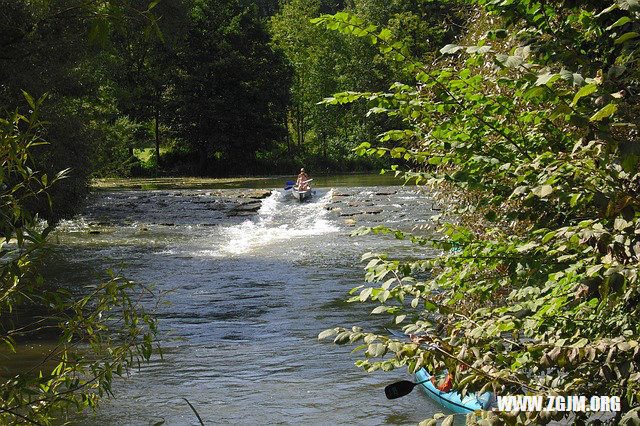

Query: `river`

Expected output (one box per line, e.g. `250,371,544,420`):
46,174,444,425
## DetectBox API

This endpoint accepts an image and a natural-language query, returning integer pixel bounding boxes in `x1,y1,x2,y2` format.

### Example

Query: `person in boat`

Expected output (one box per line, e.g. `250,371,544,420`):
431,372,454,392
429,363,469,392
409,332,465,393
296,168,310,191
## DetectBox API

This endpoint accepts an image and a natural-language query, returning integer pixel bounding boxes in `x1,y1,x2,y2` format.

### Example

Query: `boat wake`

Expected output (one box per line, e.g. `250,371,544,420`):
206,189,339,257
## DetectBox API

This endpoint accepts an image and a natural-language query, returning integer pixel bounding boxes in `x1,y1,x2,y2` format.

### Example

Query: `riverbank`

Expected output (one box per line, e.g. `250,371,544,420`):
91,172,404,191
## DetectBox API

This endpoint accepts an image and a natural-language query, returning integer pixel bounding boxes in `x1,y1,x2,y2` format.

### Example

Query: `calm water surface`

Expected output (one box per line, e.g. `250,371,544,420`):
49,174,444,425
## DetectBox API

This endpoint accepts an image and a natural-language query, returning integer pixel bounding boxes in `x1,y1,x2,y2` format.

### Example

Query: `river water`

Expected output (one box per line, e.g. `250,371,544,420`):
47,175,444,425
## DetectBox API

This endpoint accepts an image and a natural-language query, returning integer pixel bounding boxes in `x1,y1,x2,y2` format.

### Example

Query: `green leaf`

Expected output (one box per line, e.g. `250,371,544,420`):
559,69,584,86
498,321,515,331
608,65,627,78
371,306,389,314
440,44,464,54
570,193,580,207
549,104,572,120
466,45,491,55
334,331,351,344
614,32,639,44
367,343,387,357
571,84,597,107
606,16,631,31
596,4,618,16
378,28,392,41
587,264,603,276
424,301,437,311
360,287,373,302
517,241,537,253
535,72,559,86
533,185,554,198
542,231,556,243
21,91,35,109
318,329,338,340
365,258,380,269
590,103,618,121
147,0,160,11
495,54,523,68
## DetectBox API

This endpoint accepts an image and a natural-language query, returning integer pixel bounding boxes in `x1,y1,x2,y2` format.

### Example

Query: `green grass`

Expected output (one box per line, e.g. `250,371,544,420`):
133,147,169,163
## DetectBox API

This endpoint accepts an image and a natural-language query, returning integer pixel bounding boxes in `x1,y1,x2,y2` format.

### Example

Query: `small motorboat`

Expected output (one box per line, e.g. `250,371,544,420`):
414,368,493,414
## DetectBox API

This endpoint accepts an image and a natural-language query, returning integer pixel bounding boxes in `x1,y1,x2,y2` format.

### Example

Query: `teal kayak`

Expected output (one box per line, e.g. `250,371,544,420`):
415,368,492,414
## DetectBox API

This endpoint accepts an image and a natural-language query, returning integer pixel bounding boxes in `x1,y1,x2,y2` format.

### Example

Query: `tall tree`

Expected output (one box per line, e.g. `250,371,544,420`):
174,0,291,174
271,0,328,151
105,0,190,165
0,0,96,219
0,0,160,217
270,0,466,168
1,3,163,423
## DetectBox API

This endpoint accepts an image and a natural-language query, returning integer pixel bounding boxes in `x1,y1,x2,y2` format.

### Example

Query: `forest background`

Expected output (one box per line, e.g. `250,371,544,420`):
1,0,465,218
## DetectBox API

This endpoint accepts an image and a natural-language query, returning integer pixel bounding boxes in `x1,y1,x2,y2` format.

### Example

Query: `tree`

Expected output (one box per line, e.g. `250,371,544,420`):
104,0,191,166
0,0,161,216
1,97,160,424
1,3,164,423
316,1,640,424
270,0,466,169
173,0,291,174
0,0,98,220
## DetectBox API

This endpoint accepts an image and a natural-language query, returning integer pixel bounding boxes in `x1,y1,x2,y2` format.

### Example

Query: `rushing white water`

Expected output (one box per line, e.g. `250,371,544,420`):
208,189,339,256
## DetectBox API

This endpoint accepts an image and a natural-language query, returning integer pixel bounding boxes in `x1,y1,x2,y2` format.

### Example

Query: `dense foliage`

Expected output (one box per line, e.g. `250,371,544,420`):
270,0,466,172
0,0,107,219
173,0,291,174
316,0,640,424
1,0,469,180
1,0,293,181
0,98,160,424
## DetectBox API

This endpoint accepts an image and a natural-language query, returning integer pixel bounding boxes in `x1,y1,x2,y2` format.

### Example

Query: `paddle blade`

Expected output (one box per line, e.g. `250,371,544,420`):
385,380,416,399
284,186,293,190
285,181,295,185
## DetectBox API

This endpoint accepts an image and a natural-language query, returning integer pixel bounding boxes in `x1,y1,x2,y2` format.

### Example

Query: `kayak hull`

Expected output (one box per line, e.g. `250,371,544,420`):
415,368,492,414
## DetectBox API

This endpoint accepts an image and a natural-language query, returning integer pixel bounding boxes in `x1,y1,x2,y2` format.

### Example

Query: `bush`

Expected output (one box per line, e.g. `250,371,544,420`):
316,1,640,424
1,98,160,424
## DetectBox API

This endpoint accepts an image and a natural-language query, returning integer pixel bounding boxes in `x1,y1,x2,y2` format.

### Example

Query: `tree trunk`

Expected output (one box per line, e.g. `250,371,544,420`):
296,103,302,150
154,90,160,165
285,115,291,155
298,102,305,153
323,133,327,161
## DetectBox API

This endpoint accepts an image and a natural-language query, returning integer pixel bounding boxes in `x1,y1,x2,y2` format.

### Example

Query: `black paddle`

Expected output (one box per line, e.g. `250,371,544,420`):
385,378,430,399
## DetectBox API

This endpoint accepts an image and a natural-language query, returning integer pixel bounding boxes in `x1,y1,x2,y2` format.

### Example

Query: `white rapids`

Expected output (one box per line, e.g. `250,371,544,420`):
206,189,339,257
